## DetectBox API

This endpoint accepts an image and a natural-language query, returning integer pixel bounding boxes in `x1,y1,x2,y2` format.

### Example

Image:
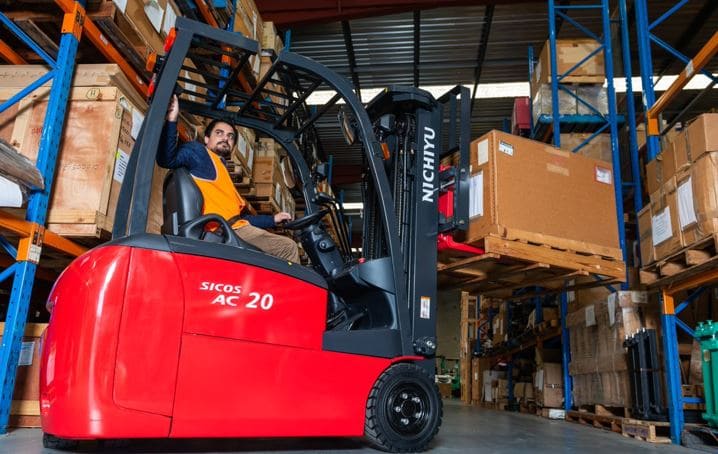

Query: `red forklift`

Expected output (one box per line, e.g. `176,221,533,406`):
40,17,473,452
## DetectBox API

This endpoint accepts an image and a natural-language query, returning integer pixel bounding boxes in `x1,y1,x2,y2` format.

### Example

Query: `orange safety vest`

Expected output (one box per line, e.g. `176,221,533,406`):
191,149,249,229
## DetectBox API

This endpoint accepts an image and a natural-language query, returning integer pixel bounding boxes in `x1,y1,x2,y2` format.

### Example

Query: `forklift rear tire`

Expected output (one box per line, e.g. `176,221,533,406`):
42,433,79,451
365,363,442,452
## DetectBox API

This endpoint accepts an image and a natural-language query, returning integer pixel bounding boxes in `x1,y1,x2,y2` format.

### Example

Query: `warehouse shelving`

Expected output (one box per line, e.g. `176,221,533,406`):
635,0,718,444
0,0,253,431
0,0,88,432
525,0,641,413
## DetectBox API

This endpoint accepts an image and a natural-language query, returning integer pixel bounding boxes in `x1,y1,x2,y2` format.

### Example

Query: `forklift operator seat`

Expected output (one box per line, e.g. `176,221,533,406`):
161,168,259,251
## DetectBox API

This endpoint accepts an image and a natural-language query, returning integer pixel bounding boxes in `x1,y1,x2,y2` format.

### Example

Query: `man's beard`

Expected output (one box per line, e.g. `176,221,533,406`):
211,142,231,157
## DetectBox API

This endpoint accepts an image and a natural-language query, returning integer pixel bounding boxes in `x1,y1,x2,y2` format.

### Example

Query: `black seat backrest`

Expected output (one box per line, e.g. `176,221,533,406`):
162,168,203,235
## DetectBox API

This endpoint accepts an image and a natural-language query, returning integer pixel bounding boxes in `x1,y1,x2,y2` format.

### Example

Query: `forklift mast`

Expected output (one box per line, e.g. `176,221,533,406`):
112,18,472,369
365,86,472,360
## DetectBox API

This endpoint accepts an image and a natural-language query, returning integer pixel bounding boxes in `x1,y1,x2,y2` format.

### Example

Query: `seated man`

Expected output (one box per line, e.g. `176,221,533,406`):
158,95,300,263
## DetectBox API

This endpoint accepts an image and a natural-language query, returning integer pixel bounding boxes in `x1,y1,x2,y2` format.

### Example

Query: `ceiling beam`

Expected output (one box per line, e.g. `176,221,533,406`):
656,0,718,79
256,0,546,28
470,5,494,111
341,21,362,98
413,10,420,87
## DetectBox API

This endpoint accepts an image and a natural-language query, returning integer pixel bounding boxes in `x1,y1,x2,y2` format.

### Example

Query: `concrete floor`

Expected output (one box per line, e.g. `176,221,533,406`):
0,400,699,453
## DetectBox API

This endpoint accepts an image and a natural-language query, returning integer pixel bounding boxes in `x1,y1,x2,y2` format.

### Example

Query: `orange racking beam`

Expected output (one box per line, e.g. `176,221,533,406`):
647,31,718,135
0,39,27,64
0,211,87,258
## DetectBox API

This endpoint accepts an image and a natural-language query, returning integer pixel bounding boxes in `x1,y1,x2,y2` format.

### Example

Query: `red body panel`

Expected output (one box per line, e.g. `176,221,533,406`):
113,249,184,416
174,254,327,350
40,243,417,440
171,334,393,437
40,247,172,438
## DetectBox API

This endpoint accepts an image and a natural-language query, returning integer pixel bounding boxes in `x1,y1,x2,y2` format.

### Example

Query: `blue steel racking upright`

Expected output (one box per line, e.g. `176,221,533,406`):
635,0,718,444
0,0,88,432
528,0,641,413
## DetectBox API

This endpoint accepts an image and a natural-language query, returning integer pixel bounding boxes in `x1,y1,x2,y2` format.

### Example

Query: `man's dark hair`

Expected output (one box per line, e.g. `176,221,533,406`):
204,119,238,141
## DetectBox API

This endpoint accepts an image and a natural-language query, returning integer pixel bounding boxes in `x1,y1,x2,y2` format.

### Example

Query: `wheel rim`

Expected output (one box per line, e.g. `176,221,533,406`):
385,382,431,436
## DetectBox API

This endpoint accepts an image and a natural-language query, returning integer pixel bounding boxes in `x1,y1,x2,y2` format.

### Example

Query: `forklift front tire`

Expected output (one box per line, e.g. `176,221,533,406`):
365,362,442,452
43,433,80,451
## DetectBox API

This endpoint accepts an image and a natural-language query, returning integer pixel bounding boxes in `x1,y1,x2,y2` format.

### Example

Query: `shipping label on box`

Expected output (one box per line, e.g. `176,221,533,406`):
677,176,697,229
469,172,483,218
651,206,672,246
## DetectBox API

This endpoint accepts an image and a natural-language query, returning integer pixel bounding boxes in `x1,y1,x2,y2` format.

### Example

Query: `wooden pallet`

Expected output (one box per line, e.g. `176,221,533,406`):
621,418,671,444
438,235,624,298
566,410,623,433
640,234,718,287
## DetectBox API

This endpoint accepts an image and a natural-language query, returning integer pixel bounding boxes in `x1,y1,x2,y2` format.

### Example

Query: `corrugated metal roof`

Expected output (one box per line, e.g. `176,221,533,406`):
288,1,718,205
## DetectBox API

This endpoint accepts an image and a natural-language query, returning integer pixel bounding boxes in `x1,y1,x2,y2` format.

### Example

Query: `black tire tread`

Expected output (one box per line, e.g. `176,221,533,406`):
364,363,442,452
43,433,80,451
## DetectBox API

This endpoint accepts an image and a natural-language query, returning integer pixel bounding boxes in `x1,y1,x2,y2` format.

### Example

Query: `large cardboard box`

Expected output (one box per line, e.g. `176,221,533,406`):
650,178,684,260
686,113,718,164
536,363,563,408
464,130,620,258
566,291,653,407
532,39,605,96
560,132,611,162
677,152,718,246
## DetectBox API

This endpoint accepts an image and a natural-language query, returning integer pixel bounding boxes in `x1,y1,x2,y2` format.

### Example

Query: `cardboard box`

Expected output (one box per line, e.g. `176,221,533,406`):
261,21,284,55
536,363,563,408
438,383,452,399
672,128,691,170
638,204,655,266
483,370,504,402
650,178,684,260
532,39,605,96
560,133,612,162
686,113,718,164
645,147,676,195
677,152,718,246
566,290,654,408
0,323,46,427
464,130,620,257
527,308,559,329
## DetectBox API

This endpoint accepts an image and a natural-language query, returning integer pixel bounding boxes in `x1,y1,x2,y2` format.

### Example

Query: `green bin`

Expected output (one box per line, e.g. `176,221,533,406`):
695,320,718,427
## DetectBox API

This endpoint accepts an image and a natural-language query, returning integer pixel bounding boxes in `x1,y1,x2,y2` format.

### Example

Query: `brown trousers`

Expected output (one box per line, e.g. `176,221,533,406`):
234,224,300,263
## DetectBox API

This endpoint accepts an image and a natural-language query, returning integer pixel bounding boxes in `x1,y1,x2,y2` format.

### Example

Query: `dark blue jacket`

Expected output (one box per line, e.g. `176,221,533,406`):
157,121,275,229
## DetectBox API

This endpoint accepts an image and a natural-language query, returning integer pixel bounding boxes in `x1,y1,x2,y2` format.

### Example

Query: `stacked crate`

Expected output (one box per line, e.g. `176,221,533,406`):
531,39,611,161
0,64,167,241
566,289,659,409
638,113,718,274
249,138,296,215
258,22,289,108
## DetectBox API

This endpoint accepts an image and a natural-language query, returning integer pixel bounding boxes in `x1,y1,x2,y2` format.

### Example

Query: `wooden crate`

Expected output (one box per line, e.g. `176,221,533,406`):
0,323,46,428
0,65,166,240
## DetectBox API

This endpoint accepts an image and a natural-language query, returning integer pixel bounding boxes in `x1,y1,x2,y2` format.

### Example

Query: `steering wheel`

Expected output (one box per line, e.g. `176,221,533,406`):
282,208,330,230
